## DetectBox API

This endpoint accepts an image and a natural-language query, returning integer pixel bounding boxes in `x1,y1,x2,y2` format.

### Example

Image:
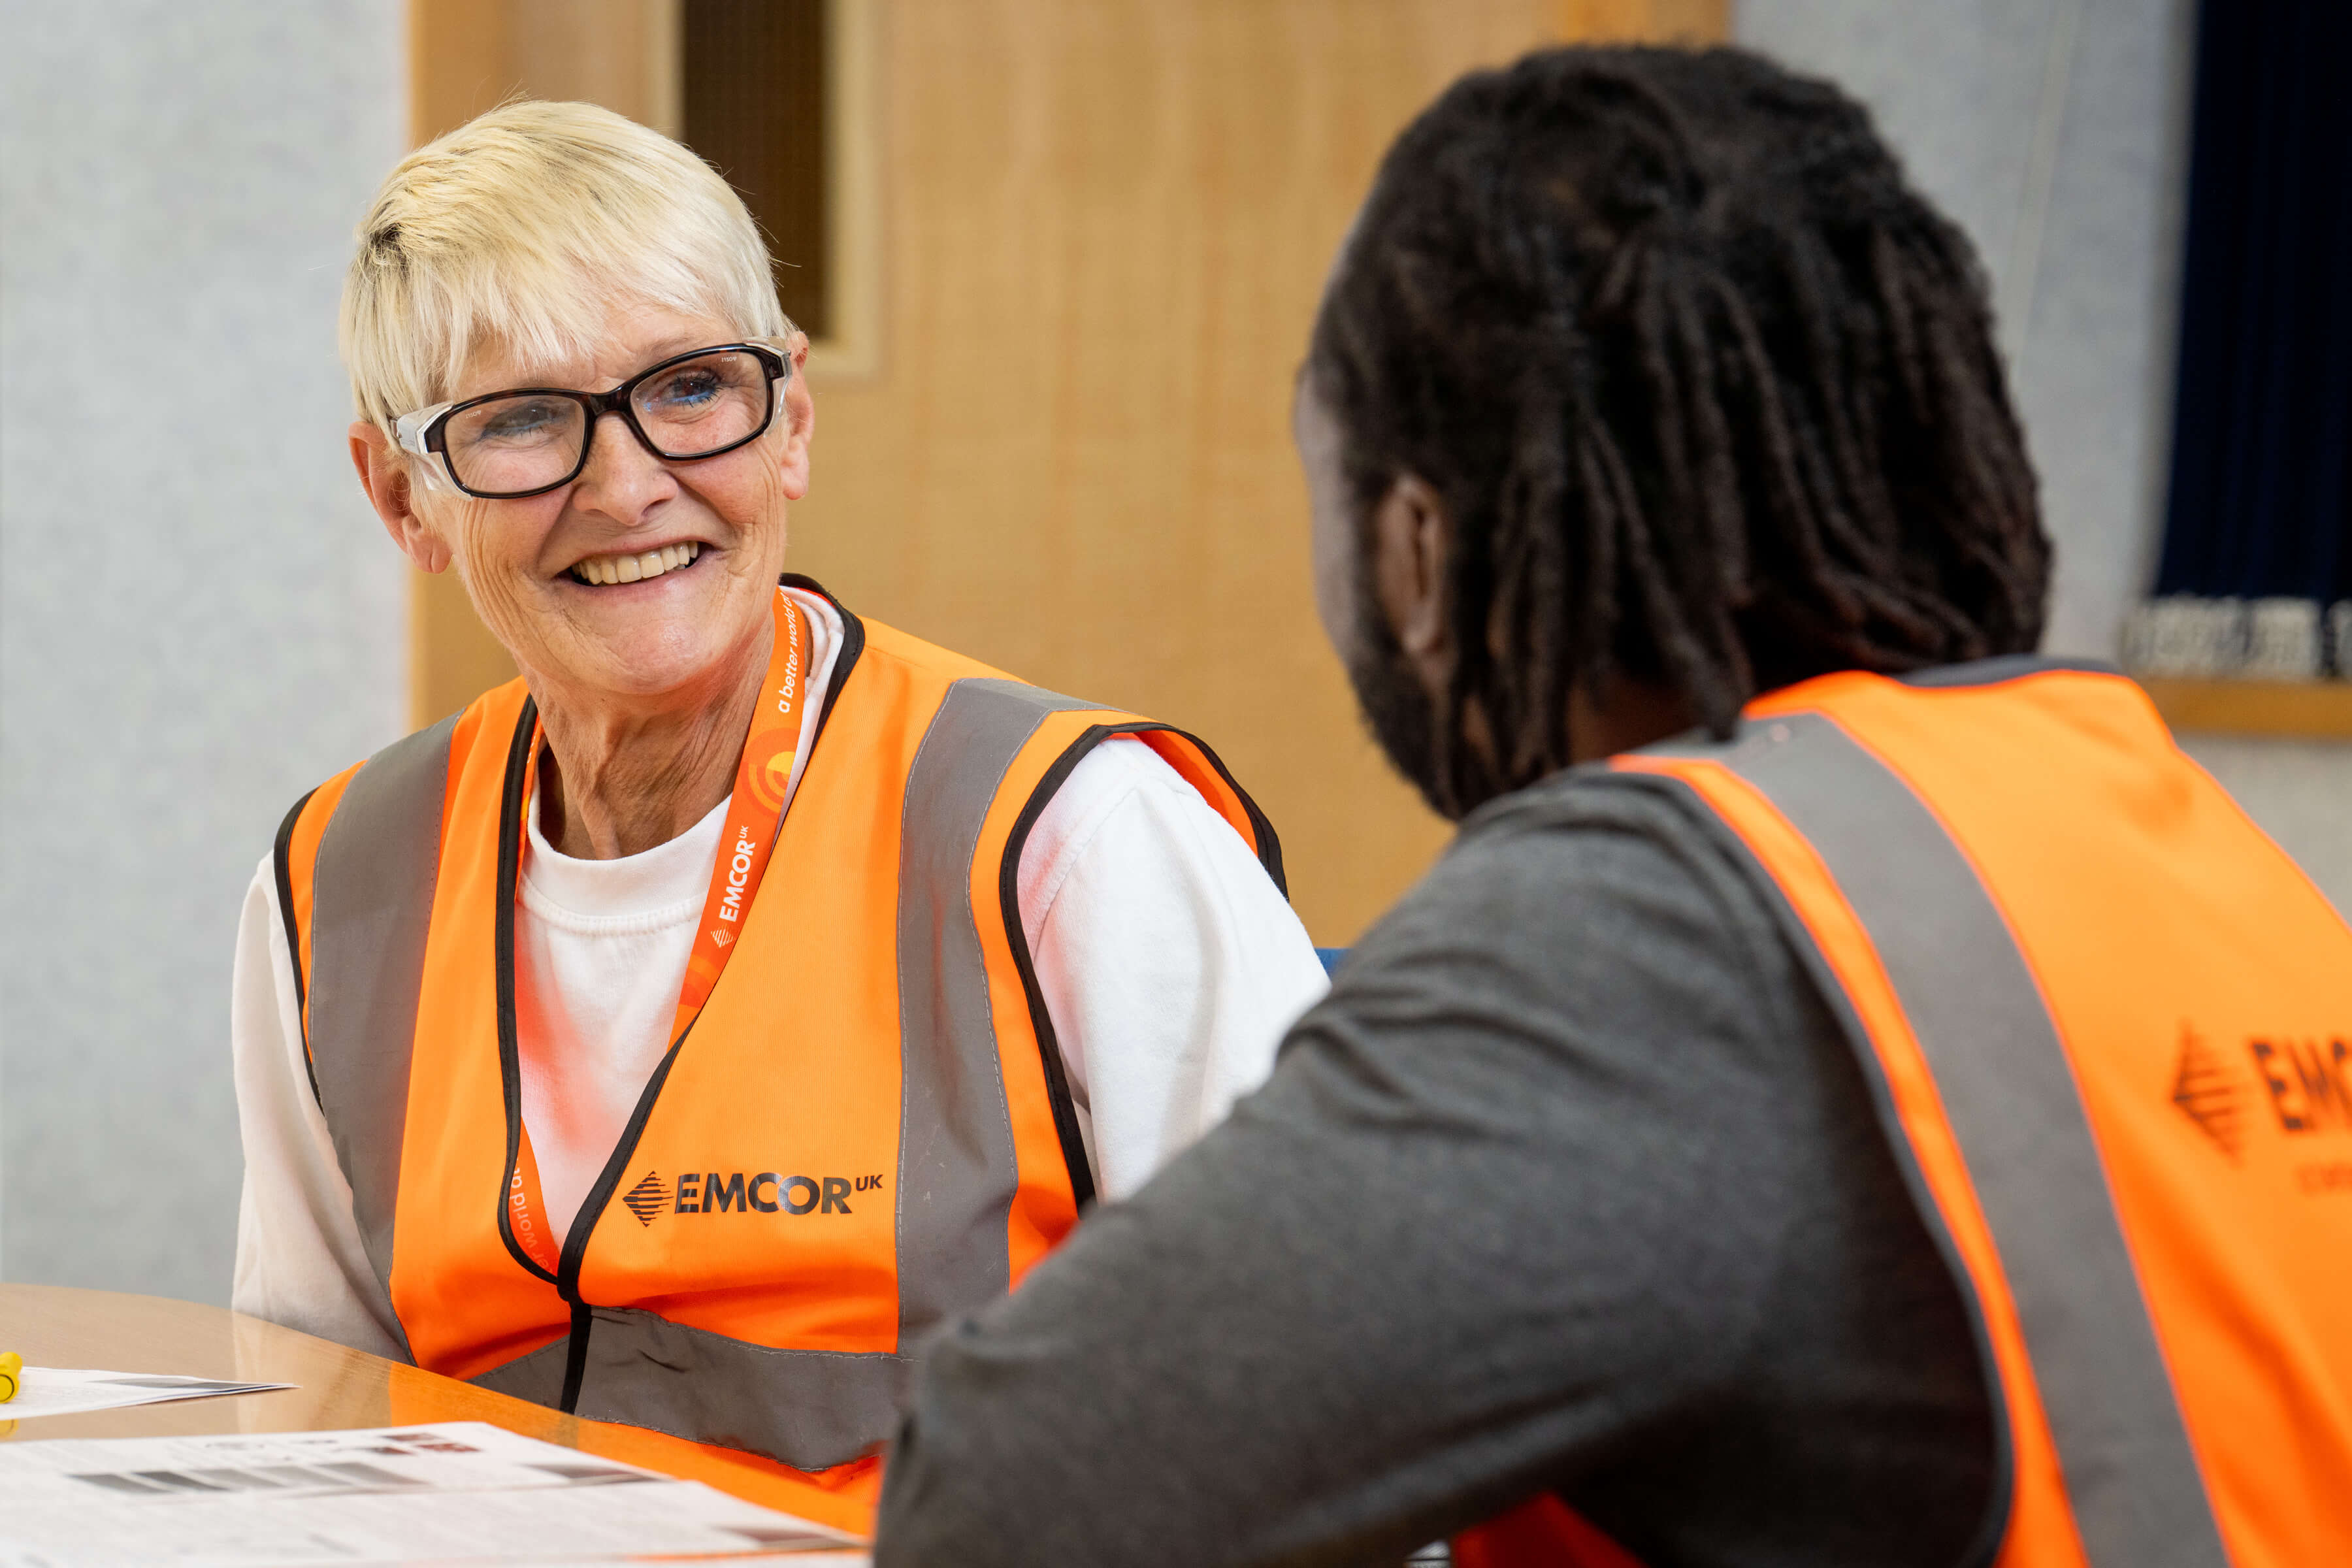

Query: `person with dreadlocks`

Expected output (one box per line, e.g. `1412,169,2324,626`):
872,45,2352,1568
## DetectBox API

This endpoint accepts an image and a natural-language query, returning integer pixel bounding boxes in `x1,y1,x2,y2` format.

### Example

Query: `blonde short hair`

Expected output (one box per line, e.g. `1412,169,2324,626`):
340,100,787,432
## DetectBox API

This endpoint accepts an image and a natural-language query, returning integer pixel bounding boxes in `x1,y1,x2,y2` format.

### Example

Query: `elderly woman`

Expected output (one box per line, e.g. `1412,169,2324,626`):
229,101,1326,1481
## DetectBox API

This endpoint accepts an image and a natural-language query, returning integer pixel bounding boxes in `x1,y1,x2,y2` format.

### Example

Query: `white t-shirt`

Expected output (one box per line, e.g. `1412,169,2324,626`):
231,588,1328,1360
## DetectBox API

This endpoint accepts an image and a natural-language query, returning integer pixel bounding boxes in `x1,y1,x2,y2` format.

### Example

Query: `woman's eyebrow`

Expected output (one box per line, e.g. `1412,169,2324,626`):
632,335,715,366
503,338,719,392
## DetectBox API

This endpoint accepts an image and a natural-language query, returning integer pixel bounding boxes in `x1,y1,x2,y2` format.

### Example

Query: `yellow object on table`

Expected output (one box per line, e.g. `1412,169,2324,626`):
0,1351,20,1403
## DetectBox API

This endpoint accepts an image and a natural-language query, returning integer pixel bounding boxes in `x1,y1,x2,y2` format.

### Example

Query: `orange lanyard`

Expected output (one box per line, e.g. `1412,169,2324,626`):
508,589,811,1273
670,588,809,1040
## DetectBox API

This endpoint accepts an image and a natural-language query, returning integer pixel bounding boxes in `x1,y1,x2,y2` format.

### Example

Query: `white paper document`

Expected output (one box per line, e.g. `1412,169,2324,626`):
0,1421,870,1567
0,1366,295,1420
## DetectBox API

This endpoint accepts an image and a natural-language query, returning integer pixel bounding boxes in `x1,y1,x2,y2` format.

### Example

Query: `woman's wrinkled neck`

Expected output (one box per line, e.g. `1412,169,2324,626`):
527,612,773,861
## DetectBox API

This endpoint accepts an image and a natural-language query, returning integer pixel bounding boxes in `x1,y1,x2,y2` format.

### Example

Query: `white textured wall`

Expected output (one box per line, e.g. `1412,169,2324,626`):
0,3,409,1301
2180,738,2352,915
1737,0,2352,918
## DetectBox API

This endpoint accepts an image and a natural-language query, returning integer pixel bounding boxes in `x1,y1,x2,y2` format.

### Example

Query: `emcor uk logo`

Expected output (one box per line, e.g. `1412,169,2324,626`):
619,1169,887,1225
2172,1024,2352,1194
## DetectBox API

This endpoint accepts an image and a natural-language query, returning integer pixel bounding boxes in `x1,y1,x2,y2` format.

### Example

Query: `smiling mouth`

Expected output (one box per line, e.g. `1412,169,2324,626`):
569,541,702,586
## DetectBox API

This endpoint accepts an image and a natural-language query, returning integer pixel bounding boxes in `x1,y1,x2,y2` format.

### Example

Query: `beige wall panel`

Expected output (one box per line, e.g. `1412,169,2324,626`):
512,0,681,134
787,0,1571,943
1558,0,1727,44
411,0,517,143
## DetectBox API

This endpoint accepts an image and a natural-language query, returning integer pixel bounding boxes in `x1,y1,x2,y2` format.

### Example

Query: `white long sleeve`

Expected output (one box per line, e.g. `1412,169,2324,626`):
1015,738,1327,1200
229,868,407,1357
231,714,1326,1347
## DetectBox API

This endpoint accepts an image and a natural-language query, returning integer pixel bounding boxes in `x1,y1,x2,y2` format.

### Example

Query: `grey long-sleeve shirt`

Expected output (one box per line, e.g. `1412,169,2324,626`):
875,770,1996,1567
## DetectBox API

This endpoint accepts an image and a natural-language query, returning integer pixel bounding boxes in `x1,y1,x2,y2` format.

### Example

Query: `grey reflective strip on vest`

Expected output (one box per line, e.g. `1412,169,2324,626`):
1895,654,2122,688
474,1307,911,1469
304,713,459,1365
894,677,1102,1341
1642,713,2229,1568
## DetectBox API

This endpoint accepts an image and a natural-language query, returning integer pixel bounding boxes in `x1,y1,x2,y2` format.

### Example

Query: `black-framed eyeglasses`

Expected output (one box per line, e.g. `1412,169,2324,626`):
393,339,794,500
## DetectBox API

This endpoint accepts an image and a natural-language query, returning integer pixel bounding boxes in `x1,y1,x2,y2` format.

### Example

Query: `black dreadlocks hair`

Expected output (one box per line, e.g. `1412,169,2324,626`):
1309,45,2051,818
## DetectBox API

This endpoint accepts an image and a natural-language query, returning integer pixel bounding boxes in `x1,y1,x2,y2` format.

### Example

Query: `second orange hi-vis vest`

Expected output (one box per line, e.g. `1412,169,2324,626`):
270,579,1285,1475
1457,657,2352,1568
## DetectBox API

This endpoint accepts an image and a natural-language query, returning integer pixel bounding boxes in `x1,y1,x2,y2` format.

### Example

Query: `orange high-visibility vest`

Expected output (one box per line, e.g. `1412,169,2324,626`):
271,582,1284,1475
1457,657,2352,1568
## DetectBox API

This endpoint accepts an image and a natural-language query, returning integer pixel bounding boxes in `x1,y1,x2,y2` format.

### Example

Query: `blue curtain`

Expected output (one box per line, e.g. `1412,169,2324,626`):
2136,0,2352,678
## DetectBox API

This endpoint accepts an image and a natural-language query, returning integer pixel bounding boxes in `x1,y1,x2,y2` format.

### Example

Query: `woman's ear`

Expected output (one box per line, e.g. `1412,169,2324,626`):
773,332,815,500
1370,472,1452,684
350,421,453,574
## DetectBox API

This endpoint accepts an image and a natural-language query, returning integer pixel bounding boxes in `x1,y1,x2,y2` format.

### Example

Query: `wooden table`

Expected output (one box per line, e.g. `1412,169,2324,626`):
0,1284,876,1539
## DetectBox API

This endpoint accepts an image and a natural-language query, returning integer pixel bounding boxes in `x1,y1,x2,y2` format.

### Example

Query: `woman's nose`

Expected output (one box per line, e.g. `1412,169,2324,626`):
572,410,675,515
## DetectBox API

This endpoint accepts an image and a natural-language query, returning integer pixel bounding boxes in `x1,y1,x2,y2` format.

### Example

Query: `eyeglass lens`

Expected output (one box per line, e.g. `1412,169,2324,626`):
441,348,774,497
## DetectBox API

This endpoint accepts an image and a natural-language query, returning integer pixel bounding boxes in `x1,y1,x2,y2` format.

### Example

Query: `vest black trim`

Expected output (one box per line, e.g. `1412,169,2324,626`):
272,785,321,1107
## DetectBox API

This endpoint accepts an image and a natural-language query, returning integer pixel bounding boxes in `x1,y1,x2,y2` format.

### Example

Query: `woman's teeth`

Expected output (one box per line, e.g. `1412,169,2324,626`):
570,542,700,585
